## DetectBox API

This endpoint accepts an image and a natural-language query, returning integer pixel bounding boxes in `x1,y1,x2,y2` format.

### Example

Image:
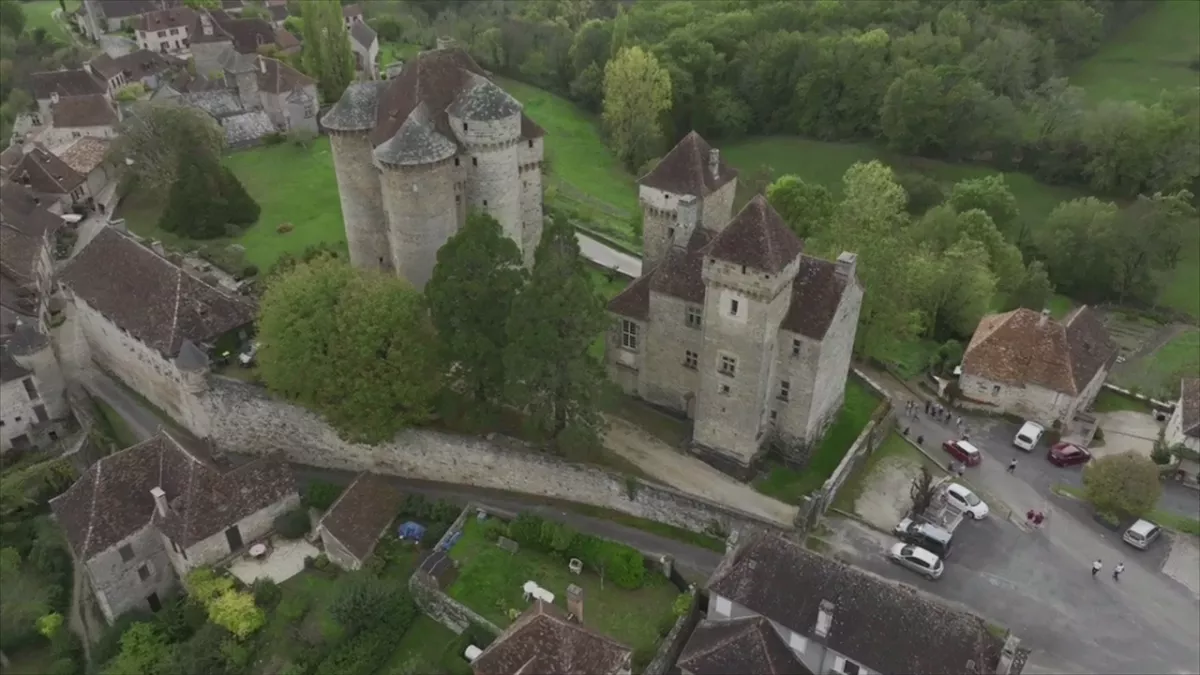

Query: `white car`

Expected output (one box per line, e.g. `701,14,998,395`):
1013,421,1045,451
238,341,259,366
888,543,944,579
943,483,989,520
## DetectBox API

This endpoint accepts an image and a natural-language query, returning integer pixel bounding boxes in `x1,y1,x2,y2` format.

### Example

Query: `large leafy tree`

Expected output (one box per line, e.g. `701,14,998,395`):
1034,197,1120,302
159,150,229,239
426,212,526,406
602,46,672,171
1083,452,1162,521
107,103,225,191
766,175,834,239
300,0,354,103
504,216,607,450
257,258,441,444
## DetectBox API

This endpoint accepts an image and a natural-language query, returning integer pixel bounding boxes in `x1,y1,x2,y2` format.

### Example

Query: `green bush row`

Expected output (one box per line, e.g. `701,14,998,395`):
497,514,646,590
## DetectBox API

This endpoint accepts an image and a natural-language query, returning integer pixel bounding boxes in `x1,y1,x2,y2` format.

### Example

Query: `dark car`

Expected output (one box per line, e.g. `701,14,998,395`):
942,439,982,467
1048,442,1091,467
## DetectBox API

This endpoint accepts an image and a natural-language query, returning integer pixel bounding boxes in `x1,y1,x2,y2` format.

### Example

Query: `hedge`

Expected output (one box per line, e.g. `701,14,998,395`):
503,514,645,590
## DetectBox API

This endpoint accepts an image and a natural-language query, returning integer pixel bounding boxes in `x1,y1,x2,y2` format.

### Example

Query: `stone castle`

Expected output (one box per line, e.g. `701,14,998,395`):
321,45,543,288
606,132,863,477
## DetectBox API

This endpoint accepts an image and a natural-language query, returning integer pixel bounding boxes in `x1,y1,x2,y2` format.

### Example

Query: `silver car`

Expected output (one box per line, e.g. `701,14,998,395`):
889,543,944,580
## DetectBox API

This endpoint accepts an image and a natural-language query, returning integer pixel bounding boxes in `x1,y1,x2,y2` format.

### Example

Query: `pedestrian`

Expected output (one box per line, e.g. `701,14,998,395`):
956,416,963,428
916,435,924,446
1007,458,1018,473
1092,559,1102,577
1113,562,1125,581
956,464,966,478
963,431,971,442
1033,511,1044,526
925,400,931,414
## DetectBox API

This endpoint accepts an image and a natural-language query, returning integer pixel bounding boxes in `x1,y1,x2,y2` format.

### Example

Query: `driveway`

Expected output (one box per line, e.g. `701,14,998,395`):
1093,410,1161,459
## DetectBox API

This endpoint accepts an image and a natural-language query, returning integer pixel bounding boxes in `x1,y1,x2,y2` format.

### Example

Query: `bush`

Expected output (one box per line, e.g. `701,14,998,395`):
603,546,645,590
481,518,508,542
276,592,311,623
329,574,417,638
157,596,207,643
1093,427,1105,442
263,132,286,146
92,610,156,666
242,264,259,278
303,481,344,511
314,627,394,675
276,222,294,234
274,508,311,539
1083,452,1162,519
507,513,545,548
421,522,450,547
313,553,331,570
251,578,282,609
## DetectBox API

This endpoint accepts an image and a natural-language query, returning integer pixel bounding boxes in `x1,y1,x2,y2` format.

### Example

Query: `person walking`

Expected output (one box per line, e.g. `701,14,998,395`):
925,400,931,414
1113,562,1125,581
1092,559,1102,577
956,416,963,428
1007,458,1018,473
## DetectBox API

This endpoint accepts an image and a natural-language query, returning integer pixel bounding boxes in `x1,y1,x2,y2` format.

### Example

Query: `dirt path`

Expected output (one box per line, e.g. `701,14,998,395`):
601,416,798,527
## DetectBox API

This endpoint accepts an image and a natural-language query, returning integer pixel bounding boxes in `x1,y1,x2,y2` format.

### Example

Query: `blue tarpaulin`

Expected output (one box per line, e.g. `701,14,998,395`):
397,521,426,540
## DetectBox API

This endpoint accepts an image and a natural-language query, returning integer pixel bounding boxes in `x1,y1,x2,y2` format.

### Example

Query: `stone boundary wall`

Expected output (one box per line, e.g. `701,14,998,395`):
197,377,787,537
644,589,701,675
1100,382,1174,413
408,503,502,636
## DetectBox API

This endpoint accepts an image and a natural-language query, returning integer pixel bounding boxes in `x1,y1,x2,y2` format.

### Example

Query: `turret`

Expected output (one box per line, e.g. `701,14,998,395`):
8,321,68,421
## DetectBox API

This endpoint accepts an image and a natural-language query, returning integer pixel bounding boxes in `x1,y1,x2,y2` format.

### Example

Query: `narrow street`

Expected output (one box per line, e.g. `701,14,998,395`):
577,231,642,278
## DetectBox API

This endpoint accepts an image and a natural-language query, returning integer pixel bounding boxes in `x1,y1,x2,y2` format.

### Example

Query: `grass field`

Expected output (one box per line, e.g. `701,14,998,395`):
383,616,460,675
1112,328,1200,399
1070,1,1200,104
1158,246,1200,318
753,378,884,503
1091,388,1154,415
20,0,78,42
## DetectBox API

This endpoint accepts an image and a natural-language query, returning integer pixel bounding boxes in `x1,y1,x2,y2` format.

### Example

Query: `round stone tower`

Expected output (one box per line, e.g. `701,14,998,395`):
448,77,524,254
321,82,391,272
8,321,67,420
374,117,461,289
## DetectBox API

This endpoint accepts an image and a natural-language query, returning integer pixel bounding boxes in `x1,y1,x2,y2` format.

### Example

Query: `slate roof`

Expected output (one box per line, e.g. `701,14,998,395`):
707,195,803,273
267,5,288,23
321,80,386,131
782,256,851,340
1180,378,1200,439
221,110,276,145
0,347,31,384
7,146,86,195
111,49,182,80
30,69,106,100
59,227,256,357
57,137,112,175
50,430,297,558
707,532,1004,675
472,601,633,675
962,307,1117,396
0,182,62,240
133,6,197,32
91,0,161,20
51,93,119,128
274,26,300,51
677,616,814,675
190,9,278,53
181,89,244,118
374,113,458,166
88,53,123,80
639,130,737,197
317,473,404,562
349,19,377,50
257,57,314,94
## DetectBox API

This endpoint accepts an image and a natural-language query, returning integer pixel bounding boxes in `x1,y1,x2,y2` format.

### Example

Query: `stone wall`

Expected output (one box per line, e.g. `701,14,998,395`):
195,377,785,536
640,292,704,417
180,492,300,572
644,589,701,675
85,523,177,624
960,373,1073,427
409,505,502,635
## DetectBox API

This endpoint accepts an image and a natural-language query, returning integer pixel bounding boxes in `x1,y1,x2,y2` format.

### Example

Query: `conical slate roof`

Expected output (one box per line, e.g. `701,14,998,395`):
372,112,457,166
448,75,521,121
707,195,803,273
321,80,386,132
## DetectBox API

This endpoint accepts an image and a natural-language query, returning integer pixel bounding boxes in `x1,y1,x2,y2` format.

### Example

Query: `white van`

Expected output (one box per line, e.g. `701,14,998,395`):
1013,421,1045,451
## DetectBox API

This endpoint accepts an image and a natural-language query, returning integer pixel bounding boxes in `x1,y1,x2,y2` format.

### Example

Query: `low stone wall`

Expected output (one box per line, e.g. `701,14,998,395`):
196,377,785,537
1100,382,1174,413
644,589,701,675
408,504,501,636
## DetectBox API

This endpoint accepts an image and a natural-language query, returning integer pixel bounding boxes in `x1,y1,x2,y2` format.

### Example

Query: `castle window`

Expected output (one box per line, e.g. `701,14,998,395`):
528,139,533,148
741,265,747,274
992,384,1001,395
23,378,38,400
770,410,778,421
620,320,639,351
119,544,135,562
455,157,460,166
472,157,477,167
728,299,740,317
718,383,731,396
456,195,461,204
718,354,737,377
791,338,801,357
684,350,698,369
667,227,674,239
137,563,150,581
483,199,488,206
685,306,702,329
463,122,468,131
778,380,790,401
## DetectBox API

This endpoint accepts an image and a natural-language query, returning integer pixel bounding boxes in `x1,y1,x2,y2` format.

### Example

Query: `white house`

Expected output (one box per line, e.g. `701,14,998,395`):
134,6,196,55
1166,378,1200,456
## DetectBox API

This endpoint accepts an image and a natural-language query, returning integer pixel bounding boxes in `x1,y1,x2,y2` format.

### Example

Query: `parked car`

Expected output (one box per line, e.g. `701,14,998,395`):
894,517,954,559
1123,519,1163,550
238,341,259,367
1047,442,1091,467
888,543,944,580
943,483,989,520
942,439,982,467
1014,421,1045,451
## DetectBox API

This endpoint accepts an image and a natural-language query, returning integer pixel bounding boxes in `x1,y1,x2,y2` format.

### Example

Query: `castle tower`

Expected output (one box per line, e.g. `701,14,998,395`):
693,196,804,470
638,131,738,269
8,321,68,421
321,82,392,272
374,113,461,289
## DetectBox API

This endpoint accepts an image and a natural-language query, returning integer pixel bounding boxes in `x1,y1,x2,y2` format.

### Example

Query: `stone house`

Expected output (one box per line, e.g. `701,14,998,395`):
90,49,182,94
343,3,364,29
80,0,163,39
471,600,633,675
49,430,298,623
255,56,319,133
189,9,298,78
43,94,119,149
960,307,1117,428
58,226,257,432
606,133,862,477
0,182,61,328
30,69,108,120
56,137,116,203
681,531,1024,675
1165,378,1200,456
321,46,545,288
1,322,70,453
134,6,196,55
349,20,379,80
315,472,404,570
6,146,90,208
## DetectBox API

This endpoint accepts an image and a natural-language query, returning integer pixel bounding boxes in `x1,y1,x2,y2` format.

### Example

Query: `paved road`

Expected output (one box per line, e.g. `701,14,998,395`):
577,232,641,278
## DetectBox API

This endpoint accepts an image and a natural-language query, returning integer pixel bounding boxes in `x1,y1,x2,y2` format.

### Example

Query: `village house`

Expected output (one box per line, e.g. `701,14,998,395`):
58,226,257,431
50,429,298,622
471,600,634,675
42,94,119,149
89,49,182,94
0,322,70,454
30,69,108,120
315,472,405,571
343,3,364,29
5,146,91,209
606,132,862,477
56,137,116,206
133,6,196,55
0,182,61,325
189,9,300,78
681,531,1025,675
959,307,1117,428
79,0,163,39
1165,378,1200,488
349,20,379,80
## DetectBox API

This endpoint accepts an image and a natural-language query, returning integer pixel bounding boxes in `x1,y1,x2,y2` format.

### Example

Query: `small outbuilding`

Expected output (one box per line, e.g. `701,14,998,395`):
315,472,404,571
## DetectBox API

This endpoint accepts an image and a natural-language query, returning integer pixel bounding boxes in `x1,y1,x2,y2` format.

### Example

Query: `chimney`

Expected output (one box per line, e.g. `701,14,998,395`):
709,148,720,180
814,600,833,639
673,195,700,248
1038,308,1050,327
436,35,454,50
200,12,212,36
835,252,857,284
150,487,169,518
566,584,583,623
259,56,266,74
50,92,60,105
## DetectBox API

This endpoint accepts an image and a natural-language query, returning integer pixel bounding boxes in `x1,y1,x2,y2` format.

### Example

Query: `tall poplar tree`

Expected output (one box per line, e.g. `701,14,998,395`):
300,0,354,103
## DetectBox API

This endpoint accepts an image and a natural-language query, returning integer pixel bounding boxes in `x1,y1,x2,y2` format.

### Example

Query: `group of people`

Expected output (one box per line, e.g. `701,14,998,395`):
1092,559,1126,581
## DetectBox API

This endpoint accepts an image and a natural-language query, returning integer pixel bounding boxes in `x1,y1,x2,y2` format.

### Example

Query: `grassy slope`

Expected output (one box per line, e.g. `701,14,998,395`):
1070,1,1200,105
20,0,79,42
1116,329,1200,398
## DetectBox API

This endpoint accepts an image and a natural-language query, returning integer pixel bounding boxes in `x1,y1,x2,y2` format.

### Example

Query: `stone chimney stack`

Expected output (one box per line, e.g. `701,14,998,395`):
566,584,584,623
51,92,60,105
1038,308,1050,328
151,487,169,518
200,12,213,36
436,35,455,50
674,195,700,248
259,56,267,74
835,252,857,284
709,148,720,180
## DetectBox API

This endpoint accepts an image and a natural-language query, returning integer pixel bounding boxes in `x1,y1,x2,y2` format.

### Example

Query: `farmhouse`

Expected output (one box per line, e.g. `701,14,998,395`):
959,307,1117,427
1165,378,1200,487
133,6,197,55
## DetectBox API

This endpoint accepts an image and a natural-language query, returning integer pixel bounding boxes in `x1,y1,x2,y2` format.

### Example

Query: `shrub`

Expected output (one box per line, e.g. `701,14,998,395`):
276,592,311,623
1083,452,1162,519
274,508,311,540
313,553,331,570
92,611,156,666
157,596,207,643
303,481,344,511
251,578,282,609
507,514,545,548
329,574,417,638
541,521,575,558
242,264,259,278
263,132,286,146
276,222,294,233
481,518,508,542
421,522,450,547
603,546,645,590
314,627,394,675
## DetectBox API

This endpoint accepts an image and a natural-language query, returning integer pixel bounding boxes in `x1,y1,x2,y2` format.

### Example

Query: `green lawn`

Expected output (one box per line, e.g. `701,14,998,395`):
116,137,348,270
753,378,884,503
1091,388,1154,415
1070,0,1200,104
1158,245,1200,318
383,615,461,675
1112,328,1200,399
875,337,940,380
20,0,78,42
258,570,344,663
446,518,679,653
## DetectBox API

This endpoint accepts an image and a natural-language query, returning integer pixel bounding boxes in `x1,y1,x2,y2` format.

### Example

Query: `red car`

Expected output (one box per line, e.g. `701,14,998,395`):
1048,442,1091,467
942,439,982,467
